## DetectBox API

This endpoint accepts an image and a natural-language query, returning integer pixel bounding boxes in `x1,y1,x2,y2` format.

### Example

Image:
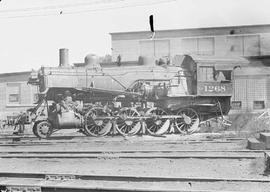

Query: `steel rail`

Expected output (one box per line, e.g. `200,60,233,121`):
0,172,270,183
0,133,246,142
0,134,243,139
0,137,245,146
0,153,261,159
0,182,245,192
0,135,245,142
0,140,244,147
0,149,266,154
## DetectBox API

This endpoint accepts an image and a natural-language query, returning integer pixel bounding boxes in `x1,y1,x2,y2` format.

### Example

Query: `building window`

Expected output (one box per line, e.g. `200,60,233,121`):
7,83,20,104
9,94,19,103
198,37,214,55
231,101,242,110
227,36,243,56
253,101,265,109
182,38,197,54
227,35,260,56
182,37,214,56
139,40,170,58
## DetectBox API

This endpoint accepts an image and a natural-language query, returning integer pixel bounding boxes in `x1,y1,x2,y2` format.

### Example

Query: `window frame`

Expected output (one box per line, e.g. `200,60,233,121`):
231,101,242,110
6,83,21,105
181,37,215,56
253,100,265,110
198,66,215,82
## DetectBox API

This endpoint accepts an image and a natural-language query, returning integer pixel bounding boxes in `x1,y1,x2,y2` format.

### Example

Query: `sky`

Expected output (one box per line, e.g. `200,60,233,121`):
0,0,270,73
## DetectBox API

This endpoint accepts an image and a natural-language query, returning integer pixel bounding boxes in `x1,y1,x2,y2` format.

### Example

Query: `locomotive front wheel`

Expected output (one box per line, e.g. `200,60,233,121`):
33,121,53,139
145,107,170,135
84,107,112,137
175,108,200,134
115,108,141,136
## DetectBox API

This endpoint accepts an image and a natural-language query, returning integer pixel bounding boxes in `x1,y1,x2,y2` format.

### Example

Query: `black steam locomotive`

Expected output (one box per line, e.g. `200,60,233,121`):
27,50,245,138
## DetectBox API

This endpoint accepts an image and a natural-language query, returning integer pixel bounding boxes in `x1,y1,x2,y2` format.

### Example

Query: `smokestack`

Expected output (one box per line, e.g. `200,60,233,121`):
59,48,69,67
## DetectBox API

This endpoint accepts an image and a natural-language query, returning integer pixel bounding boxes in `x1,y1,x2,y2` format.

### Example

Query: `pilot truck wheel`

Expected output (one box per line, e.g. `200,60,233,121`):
33,121,53,139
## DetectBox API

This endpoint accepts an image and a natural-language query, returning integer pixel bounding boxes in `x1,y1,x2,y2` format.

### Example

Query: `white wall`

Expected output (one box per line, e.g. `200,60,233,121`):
111,32,266,61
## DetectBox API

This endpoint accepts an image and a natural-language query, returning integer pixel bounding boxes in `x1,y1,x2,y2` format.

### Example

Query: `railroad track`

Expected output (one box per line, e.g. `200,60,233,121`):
0,172,269,192
0,132,245,141
0,136,267,192
0,150,265,159
0,141,242,147
0,134,245,147
0,135,81,141
1,171,270,182
0,149,265,153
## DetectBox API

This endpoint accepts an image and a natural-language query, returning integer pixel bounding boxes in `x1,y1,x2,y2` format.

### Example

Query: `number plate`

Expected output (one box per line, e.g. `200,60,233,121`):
198,82,232,95
204,85,226,92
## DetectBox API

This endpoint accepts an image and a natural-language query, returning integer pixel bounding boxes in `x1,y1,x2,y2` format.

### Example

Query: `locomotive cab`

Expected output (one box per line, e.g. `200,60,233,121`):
170,55,234,97
197,64,233,96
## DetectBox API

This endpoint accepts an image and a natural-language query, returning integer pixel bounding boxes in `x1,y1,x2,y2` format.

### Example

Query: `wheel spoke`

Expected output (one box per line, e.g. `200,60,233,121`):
88,125,96,132
123,125,128,133
146,107,169,135
148,125,155,131
154,125,159,132
119,124,126,131
127,125,133,133
116,108,141,136
178,124,185,130
84,107,111,137
191,115,197,119
176,121,184,126
34,121,52,139
118,122,126,127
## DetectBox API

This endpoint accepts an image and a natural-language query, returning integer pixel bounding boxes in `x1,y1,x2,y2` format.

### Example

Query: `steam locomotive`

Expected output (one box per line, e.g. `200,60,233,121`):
27,49,245,138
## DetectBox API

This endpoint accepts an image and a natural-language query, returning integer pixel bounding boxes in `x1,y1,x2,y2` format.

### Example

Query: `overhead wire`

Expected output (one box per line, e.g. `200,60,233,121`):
0,0,125,13
66,0,176,14
0,0,176,19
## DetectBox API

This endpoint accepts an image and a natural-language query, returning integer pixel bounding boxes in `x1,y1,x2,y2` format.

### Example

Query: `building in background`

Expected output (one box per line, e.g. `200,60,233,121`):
110,24,270,113
1,24,270,118
0,71,38,120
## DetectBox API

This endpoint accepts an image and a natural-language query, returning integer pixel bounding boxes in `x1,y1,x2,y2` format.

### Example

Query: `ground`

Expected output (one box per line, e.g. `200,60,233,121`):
0,117,270,191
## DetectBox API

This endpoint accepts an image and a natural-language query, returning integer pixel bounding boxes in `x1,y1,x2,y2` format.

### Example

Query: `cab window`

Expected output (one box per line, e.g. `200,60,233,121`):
198,66,214,82
199,66,232,82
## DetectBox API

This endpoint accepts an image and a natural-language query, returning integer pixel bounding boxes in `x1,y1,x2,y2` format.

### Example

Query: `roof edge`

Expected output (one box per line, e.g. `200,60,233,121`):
110,23,270,35
0,71,31,77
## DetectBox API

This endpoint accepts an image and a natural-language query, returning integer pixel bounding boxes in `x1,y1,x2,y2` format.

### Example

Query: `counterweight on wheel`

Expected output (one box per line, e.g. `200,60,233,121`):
145,107,170,135
115,108,141,136
84,107,112,136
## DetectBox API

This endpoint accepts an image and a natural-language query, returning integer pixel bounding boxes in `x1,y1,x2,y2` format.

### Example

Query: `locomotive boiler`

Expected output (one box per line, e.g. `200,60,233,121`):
27,49,246,138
